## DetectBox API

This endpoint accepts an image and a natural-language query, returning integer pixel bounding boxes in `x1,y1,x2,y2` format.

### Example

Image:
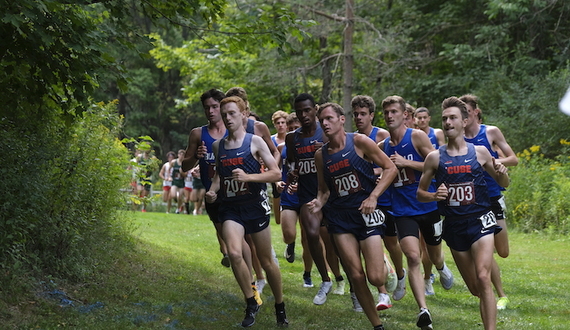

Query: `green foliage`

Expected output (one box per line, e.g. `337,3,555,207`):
505,143,570,233
476,67,570,157
0,100,133,296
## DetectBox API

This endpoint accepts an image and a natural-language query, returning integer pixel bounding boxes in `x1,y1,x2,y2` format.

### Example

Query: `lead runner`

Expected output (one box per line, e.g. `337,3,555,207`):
418,96,509,330
205,96,287,327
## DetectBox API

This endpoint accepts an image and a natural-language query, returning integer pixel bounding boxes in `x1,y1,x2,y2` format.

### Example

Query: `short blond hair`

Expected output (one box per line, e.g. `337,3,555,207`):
271,110,288,123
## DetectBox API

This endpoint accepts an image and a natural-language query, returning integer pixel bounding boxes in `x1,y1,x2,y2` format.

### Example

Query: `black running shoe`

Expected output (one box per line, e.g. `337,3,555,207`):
241,303,260,327
276,307,288,326
416,308,433,330
373,324,385,330
284,243,295,263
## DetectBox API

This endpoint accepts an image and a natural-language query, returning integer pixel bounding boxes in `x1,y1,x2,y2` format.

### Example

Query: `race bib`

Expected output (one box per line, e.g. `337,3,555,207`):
433,218,443,237
333,171,362,197
362,209,385,227
447,182,475,206
479,211,497,230
298,158,317,175
260,190,271,215
393,167,416,187
207,162,216,180
223,177,250,197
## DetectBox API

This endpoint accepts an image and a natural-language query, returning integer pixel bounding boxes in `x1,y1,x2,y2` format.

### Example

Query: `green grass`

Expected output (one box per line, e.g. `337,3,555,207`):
3,212,570,329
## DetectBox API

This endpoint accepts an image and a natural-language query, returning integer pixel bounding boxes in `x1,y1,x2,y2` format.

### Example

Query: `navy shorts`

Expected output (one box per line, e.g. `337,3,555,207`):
219,200,270,235
280,190,300,213
379,206,397,237
324,206,386,241
205,200,222,224
443,210,503,252
490,195,506,220
395,210,442,246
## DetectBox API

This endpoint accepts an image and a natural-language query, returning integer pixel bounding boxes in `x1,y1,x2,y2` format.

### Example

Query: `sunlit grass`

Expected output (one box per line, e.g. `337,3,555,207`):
4,212,570,329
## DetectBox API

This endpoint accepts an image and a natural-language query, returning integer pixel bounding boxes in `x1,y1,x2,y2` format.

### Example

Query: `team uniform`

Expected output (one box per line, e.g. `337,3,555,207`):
322,134,386,241
171,160,185,189
200,125,228,223
292,125,324,205
383,128,441,245
184,172,193,192
162,162,173,191
365,127,396,237
270,135,282,199
464,125,507,220
435,143,501,251
427,127,440,149
217,133,271,234
280,144,300,212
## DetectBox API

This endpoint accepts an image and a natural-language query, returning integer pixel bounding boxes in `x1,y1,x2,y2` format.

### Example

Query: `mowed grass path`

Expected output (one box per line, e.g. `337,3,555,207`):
24,212,569,329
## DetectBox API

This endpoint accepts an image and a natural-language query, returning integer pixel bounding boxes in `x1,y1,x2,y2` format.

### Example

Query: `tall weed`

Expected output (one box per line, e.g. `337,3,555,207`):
505,142,570,233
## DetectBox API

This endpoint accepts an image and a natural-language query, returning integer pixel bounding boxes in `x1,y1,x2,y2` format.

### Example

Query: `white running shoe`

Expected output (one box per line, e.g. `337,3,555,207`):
350,292,363,312
376,293,392,311
384,254,397,293
332,280,345,295
313,281,333,305
438,263,454,290
425,278,435,296
392,269,407,301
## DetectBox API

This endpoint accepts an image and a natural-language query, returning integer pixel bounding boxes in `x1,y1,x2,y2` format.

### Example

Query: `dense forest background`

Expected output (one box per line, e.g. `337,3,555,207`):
1,0,569,299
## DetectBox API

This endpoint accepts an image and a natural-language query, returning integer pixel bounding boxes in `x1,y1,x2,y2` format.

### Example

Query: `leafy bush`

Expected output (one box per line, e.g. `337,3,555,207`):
505,142,570,234
0,101,134,298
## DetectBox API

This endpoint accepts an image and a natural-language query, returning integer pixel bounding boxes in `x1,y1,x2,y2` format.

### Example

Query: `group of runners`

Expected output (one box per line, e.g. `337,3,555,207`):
179,88,517,330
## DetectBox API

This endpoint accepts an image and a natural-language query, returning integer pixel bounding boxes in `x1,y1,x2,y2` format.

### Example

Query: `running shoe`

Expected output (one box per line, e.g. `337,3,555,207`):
438,263,454,290
425,278,435,296
241,303,260,327
416,308,433,330
275,302,289,326
256,279,266,295
332,280,345,295
313,281,333,305
384,254,397,293
284,243,295,263
429,273,436,284
376,293,392,311
373,325,385,330
252,284,263,306
497,296,509,310
303,273,314,288
351,292,363,312
392,269,407,301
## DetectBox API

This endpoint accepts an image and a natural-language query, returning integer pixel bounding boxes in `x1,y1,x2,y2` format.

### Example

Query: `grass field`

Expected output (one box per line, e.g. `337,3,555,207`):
8,211,570,329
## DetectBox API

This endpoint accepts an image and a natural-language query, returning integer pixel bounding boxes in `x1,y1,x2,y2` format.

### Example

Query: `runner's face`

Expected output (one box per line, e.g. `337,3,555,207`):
203,98,222,123
221,102,244,132
287,121,301,131
274,117,287,134
383,103,406,130
415,112,430,130
353,107,373,131
465,103,478,126
295,100,317,128
442,107,466,138
319,106,345,137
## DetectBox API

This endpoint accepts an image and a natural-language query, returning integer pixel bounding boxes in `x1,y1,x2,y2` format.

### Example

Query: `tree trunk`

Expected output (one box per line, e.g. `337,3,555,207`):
342,0,354,131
